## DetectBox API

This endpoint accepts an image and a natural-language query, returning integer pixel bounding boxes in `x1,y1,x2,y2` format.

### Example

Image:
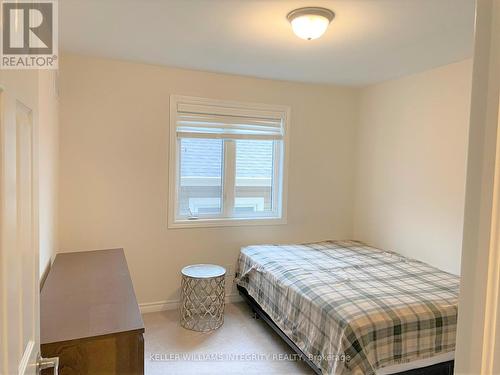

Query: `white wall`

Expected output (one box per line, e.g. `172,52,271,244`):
58,53,472,304
58,53,359,305
38,71,59,280
353,60,473,275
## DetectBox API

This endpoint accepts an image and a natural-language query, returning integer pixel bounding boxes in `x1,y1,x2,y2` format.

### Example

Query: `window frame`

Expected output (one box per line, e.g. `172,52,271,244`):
168,95,290,229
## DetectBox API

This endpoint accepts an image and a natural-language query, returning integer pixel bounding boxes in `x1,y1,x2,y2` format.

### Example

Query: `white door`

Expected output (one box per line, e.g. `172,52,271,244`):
0,70,55,375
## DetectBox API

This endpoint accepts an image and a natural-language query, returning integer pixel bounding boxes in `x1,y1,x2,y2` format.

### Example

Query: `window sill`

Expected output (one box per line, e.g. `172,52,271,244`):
167,216,287,229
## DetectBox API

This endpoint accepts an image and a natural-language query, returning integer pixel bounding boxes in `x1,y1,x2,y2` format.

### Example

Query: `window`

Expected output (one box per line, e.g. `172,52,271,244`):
169,95,289,228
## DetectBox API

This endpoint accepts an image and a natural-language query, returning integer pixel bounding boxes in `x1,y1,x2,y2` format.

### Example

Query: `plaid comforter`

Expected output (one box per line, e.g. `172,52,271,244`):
236,240,459,375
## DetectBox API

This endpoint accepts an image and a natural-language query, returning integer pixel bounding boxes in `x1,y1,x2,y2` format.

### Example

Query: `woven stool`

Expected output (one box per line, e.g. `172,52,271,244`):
180,264,226,332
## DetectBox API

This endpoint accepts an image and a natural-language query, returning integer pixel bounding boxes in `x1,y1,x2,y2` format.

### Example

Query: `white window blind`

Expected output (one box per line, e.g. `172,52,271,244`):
175,102,285,140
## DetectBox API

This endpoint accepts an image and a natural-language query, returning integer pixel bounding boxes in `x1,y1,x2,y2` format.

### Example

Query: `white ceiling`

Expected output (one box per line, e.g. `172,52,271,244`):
60,0,476,86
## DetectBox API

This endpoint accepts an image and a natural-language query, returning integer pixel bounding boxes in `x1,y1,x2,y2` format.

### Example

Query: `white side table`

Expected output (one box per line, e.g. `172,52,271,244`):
180,264,226,332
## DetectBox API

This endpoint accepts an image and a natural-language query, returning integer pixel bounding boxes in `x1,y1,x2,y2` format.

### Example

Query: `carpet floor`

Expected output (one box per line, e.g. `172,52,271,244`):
143,302,314,375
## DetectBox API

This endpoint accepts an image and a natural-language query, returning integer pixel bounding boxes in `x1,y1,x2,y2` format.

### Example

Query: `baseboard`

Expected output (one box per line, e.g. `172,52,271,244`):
39,260,52,291
139,300,180,314
139,293,243,314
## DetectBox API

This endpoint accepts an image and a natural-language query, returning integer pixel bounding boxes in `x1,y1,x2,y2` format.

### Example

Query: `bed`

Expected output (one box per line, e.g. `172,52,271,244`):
235,240,458,375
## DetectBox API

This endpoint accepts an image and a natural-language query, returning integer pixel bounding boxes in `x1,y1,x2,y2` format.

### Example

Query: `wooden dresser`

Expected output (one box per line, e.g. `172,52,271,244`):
41,249,145,375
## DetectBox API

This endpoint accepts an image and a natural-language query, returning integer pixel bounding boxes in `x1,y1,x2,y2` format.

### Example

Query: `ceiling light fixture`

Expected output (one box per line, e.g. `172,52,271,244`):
287,7,335,40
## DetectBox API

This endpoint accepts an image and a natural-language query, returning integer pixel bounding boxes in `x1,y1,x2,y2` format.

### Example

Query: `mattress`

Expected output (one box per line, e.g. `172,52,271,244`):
235,240,459,375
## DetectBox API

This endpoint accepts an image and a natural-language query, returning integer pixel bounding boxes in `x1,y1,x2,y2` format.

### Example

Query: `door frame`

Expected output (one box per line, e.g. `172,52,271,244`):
455,0,500,373
0,69,41,375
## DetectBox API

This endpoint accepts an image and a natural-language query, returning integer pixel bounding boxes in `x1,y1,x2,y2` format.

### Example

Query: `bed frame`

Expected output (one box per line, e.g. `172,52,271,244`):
237,285,454,375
